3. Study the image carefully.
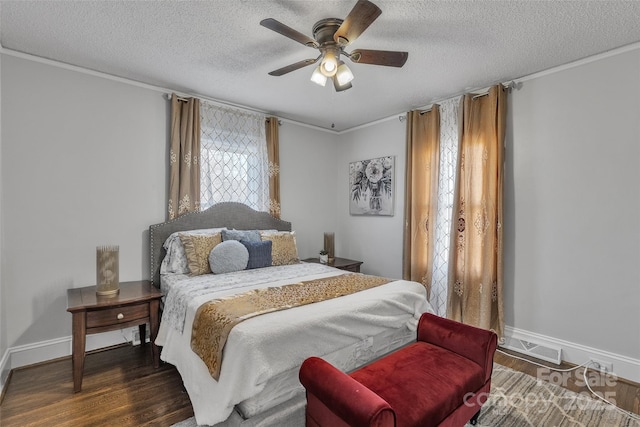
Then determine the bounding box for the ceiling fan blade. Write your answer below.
[260,18,319,48]
[268,58,319,76]
[349,49,408,67]
[333,0,382,46]
[332,75,353,92]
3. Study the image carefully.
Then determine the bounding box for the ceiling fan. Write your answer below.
[260,0,408,92]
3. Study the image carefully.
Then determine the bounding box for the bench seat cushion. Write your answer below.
[350,341,485,427]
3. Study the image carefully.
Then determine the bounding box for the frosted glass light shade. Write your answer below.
[336,62,354,86]
[310,66,328,86]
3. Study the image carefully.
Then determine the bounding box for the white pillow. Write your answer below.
[258,229,285,235]
[160,227,227,275]
[209,240,249,274]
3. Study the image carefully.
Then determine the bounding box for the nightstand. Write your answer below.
[303,257,363,273]
[66,280,163,392]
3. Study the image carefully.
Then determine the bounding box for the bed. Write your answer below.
[150,202,432,426]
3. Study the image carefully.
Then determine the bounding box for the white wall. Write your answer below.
[279,122,339,259]
[1,55,168,348]
[504,48,640,360]
[0,48,6,384]
[336,117,407,279]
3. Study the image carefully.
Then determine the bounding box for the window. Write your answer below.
[199,102,269,212]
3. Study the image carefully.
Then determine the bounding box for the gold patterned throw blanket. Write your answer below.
[191,273,391,380]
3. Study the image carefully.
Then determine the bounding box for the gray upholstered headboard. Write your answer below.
[149,202,292,287]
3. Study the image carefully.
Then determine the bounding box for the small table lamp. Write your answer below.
[96,245,119,296]
[324,232,335,264]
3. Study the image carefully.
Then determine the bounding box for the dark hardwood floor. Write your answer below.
[0,344,638,426]
[0,344,193,426]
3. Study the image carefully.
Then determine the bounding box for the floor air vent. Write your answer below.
[502,336,562,365]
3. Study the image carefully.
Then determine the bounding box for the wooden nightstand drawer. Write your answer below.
[86,303,149,329]
[339,264,361,272]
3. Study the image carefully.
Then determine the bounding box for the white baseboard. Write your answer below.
[3,325,638,393]
[0,327,137,393]
[504,325,640,383]
[0,347,11,392]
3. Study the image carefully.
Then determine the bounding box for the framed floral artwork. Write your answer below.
[349,156,394,216]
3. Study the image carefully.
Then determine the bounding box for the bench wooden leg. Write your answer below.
[470,410,481,425]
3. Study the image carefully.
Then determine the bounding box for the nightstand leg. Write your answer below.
[71,312,86,392]
[149,299,160,368]
[138,324,146,345]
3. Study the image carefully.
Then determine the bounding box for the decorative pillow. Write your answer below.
[260,231,300,266]
[179,233,223,276]
[209,240,249,274]
[160,227,227,275]
[160,246,190,275]
[221,229,261,243]
[241,240,273,269]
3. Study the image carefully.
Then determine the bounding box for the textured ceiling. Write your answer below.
[2,1,640,131]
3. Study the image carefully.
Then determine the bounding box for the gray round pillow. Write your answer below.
[209,240,249,274]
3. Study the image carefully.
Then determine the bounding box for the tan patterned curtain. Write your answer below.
[448,85,506,338]
[402,107,440,300]
[266,117,281,218]
[168,94,200,220]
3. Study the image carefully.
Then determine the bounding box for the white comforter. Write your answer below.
[156,263,431,426]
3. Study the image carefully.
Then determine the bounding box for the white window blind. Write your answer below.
[200,102,269,212]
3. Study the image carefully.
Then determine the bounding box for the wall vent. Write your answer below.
[502,336,562,365]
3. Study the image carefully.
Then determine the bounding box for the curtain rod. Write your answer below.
[266,118,283,125]
[472,92,489,100]
[472,81,522,99]
[171,94,189,102]
[163,92,270,118]
[398,80,521,122]
[417,80,519,108]
[398,105,435,122]
[167,93,281,124]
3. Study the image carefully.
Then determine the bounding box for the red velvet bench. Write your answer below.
[299,313,498,427]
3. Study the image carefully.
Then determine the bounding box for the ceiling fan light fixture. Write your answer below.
[332,74,352,92]
[262,0,408,92]
[335,61,354,86]
[320,48,339,77]
[310,66,328,86]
